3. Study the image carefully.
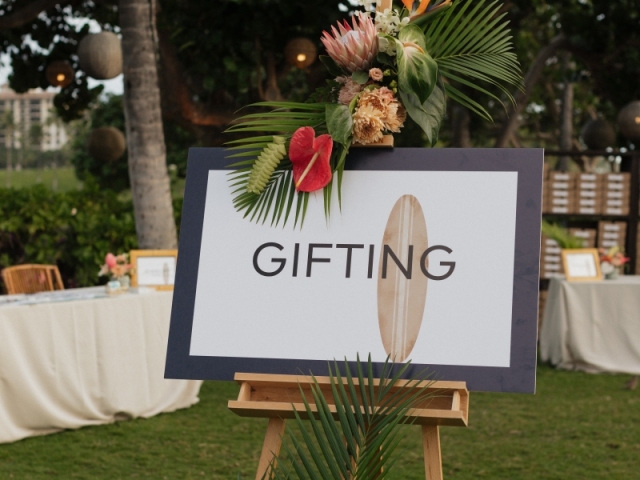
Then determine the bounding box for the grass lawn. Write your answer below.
[0,167,82,192]
[0,365,638,479]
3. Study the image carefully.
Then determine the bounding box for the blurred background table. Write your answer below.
[539,276,640,375]
[0,287,202,444]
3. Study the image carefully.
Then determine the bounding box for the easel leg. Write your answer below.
[255,418,286,480]
[422,425,443,480]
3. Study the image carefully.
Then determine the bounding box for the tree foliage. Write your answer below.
[2,0,639,150]
[0,183,183,290]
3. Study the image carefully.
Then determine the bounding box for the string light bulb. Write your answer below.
[45,60,74,88]
[284,38,317,69]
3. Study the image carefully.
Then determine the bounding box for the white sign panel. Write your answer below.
[190,170,517,368]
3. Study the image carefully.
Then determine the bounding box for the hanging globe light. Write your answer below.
[580,118,616,150]
[284,38,317,69]
[88,127,126,163]
[45,60,75,88]
[617,101,640,144]
[77,32,123,80]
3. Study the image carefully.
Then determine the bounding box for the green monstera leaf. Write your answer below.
[325,103,353,148]
[400,75,446,147]
[396,25,438,105]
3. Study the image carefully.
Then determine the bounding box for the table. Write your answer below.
[0,287,202,444]
[539,276,640,375]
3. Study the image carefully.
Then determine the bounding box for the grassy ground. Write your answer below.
[0,365,638,479]
[0,167,82,191]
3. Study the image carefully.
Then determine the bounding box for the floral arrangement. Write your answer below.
[227,0,522,227]
[599,246,629,275]
[98,253,133,279]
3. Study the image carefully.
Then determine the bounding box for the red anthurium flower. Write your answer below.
[289,127,333,192]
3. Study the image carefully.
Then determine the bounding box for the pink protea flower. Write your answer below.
[321,12,378,73]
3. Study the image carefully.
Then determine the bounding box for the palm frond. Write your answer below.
[267,355,435,479]
[226,102,329,228]
[424,0,523,120]
[541,221,586,249]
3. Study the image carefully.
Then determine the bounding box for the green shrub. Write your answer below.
[0,184,183,290]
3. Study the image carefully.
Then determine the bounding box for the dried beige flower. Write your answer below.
[383,102,406,133]
[353,104,385,144]
[358,90,387,112]
[357,88,406,134]
[377,86,395,103]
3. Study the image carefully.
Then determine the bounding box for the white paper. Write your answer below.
[136,257,176,286]
[565,253,597,278]
[190,170,519,368]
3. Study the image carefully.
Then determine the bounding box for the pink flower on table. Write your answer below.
[105,253,117,268]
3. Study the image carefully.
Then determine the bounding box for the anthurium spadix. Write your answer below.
[394,25,438,105]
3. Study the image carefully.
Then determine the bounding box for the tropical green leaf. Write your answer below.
[319,55,343,77]
[325,103,353,147]
[352,70,369,85]
[395,25,438,104]
[225,102,329,229]
[267,354,435,479]
[423,0,523,119]
[400,75,446,146]
[541,221,586,249]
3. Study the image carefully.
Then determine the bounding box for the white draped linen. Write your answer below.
[0,288,202,444]
[539,276,640,375]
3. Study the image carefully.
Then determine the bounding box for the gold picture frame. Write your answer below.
[561,248,602,282]
[129,249,178,290]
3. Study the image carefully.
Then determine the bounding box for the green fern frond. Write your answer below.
[246,136,286,194]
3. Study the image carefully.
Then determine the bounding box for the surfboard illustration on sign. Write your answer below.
[377,194,428,362]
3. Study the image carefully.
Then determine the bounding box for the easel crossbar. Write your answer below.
[228,373,468,427]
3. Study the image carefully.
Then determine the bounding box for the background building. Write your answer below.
[0,83,67,152]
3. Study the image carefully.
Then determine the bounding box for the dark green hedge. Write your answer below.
[0,184,183,290]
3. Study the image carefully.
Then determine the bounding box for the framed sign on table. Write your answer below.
[165,148,543,394]
[561,248,603,282]
[130,250,178,290]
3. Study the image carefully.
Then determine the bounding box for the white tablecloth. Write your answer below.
[0,287,202,443]
[539,276,640,374]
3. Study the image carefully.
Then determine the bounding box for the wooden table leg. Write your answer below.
[255,418,286,480]
[422,425,443,480]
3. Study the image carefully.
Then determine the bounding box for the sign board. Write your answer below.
[561,248,602,282]
[130,249,178,290]
[165,148,543,393]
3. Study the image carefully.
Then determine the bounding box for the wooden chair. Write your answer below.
[1,264,65,294]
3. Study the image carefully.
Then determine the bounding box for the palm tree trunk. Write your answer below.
[119,0,177,249]
[6,131,12,188]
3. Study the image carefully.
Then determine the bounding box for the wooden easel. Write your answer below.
[228,373,469,480]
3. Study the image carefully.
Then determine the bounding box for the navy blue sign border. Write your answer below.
[165,147,543,393]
